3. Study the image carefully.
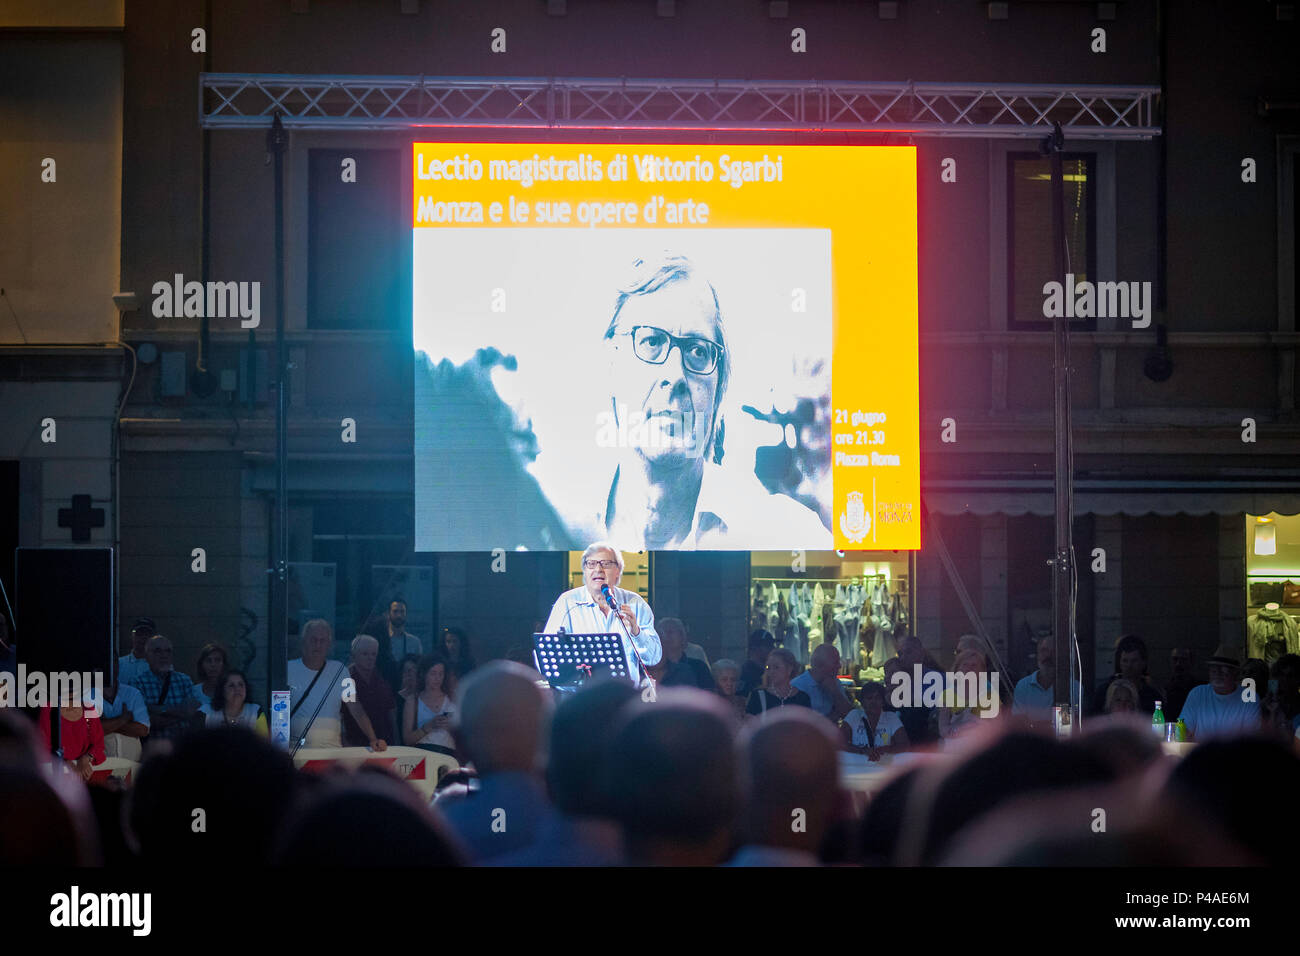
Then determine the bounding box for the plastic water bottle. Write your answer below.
[1152,700,1165,738]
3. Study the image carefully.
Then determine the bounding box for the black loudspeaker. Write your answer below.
[14,548,114,679]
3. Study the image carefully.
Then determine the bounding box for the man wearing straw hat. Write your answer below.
[1178,644,1262,741]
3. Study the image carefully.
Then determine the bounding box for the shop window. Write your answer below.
[749,550,912,680]
[1246,514,1300,664]
[1007,153,1097,330]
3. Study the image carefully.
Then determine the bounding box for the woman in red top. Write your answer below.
[38,700,106,782]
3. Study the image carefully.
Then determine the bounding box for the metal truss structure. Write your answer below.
[201,74,1160,139]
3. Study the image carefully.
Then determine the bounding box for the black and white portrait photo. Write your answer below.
[413,228,834,551]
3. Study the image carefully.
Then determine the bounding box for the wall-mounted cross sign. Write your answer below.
[57,494,105,542]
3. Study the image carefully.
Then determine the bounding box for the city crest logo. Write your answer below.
[839,491,869,543]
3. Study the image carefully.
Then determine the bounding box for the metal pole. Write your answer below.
[1046,122,1075,711]
[268,112,289,694]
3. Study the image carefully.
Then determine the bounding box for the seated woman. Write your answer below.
[204,669,268,734]
[939,638,999,741]
[403,654,457,757]
[745,648,811,718]
[842,681,910,761]
[711,658,747,721]
[1104,677,1140,715]
[192,642,229,713]
[38,693,106,782]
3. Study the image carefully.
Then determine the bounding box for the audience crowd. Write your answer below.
[2,613,1298,867]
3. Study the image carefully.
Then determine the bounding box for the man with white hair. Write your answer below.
[289,619,387,750]
[342,634,394,749]
[590,253,830,550]
[543,542,662,689]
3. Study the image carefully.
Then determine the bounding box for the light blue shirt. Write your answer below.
[117,653,150,687]
[1179,683,1261,741]
[543,585,661,686]
[791,671,833,717]
[99,682,151,728]
[1012,673,1082,719]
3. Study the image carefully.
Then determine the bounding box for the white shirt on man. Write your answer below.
[543,585,661,687]
[287,657,350,747]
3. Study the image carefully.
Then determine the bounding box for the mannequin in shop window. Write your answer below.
[1247,603,1300,665]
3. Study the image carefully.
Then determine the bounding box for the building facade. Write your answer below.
[2,0,1298,703]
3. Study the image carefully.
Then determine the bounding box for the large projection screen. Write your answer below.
[412,144,918,552]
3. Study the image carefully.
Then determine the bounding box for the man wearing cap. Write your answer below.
[118,617,156,687]
[1178,644,1262,741]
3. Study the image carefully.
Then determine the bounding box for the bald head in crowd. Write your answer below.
[738,708,841,856]
[809,642,840,676]
[605,688,737,866]
[455,661,549,776]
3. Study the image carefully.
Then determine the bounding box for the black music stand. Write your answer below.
[532,632,629,697]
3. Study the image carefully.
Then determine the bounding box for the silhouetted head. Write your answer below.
[605,688,737,865]
[547,678,641,817]
[738,707,840,854]
[456,661,549,776]
[126,726,298,865]
[904,731,1114,864]
[1163,737,1300,865]
[273,771,465,866]
[0,766,99,865]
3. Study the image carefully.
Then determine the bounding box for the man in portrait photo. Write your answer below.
[586,252,830,550]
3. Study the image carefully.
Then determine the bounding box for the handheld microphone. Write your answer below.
[600,584,619,609]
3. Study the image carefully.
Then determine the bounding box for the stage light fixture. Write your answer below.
[1254,518,1277,556]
